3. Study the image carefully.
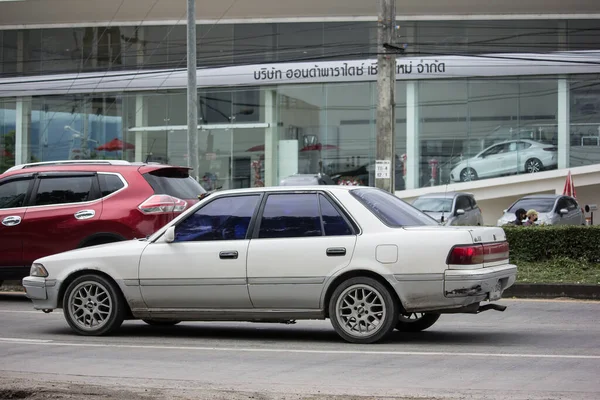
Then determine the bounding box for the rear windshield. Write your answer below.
[350,188,439,227]
[143,168,206,200]
[508,198,555,213]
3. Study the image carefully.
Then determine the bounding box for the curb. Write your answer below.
[504,283,600,300]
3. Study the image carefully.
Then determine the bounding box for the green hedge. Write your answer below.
[503,225,600,263]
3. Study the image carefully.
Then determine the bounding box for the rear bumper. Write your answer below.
[22,276,61,310]
[444,264,517,299]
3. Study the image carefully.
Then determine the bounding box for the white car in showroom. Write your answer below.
[23,186,517,344]
[450,139,558,182]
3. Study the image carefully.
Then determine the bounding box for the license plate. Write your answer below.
[489,281,503,301]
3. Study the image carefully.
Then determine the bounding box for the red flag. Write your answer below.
[563,170,576,199]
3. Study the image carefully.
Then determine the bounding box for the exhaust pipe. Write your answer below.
[477,303,507,313]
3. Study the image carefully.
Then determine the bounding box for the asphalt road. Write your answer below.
[0,292,599,400]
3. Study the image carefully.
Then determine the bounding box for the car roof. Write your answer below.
[519,194,562,200]
[1,160,189,177]
[205,185,367,197]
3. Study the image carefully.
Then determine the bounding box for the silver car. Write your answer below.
[412,192,484,226]
[497,194,584,226]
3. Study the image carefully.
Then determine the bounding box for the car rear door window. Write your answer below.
[98,174,125,197]
[0,177,33,209]
[174,195,260,242]
[34,176,95,206]
[319,194,353,236]
[259,193,322,238]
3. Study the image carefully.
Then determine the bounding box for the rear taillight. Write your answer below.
[447,242,509,265]
[543,147,558,152]
[138,195,188,214]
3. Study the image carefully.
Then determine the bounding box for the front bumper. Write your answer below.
[444,264,517,300]
[22,276,61,310]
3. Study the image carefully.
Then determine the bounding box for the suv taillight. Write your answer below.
[447,242,509,265]
[138,195,188,214]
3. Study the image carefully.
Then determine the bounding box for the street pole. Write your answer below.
[187,0,200,181]
[375,0,396,192]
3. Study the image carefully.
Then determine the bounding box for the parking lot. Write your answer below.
[0,293,599,399]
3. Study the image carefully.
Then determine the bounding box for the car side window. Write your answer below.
[174,195,260,242]
[556,198,568,212]
[0,178,32,209]
[456,196,471,211]
[319,194,353,236]
[34,176,95,206]
[98,174,125,197]
[482,145,501,157]
[518,141,532,150]
[469,196,478,209]
[259,193,322,238]
[566,199,578,211]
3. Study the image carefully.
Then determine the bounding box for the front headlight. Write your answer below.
[30,263,49,278]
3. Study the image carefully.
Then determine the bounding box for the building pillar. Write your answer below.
[558,76,570,169]
[134,95,148,162]
[405,81,420,189]
[15,97,32,165]
[263,89,278,186]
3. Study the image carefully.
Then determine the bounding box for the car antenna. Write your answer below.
[441,139,457,225]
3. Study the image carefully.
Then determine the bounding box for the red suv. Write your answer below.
[0,160,206,284]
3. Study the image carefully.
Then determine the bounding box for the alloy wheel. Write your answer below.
[335,284,387,337]
[67,281,113,332]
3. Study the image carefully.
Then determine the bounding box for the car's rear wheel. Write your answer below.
[460,168,478,182]
[395,312,440,332]
[525,158,543,174]
[329,277,398,344]
[142,319,181,326]
[63,274,125,336]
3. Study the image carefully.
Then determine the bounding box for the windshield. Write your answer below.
[412,197,453,213]
[508,198,555,213]
[350,188,439,227]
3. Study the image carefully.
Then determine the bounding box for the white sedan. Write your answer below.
[450,139,558,182]
[23,186,517,344]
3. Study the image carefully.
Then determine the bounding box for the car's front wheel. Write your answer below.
[63,274,125,336]
[395,312,440,332]
[142,319,181,326]
[329,277,398,344]
[460,167,478,182]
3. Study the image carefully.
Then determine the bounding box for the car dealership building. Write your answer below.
[1,0,600,223]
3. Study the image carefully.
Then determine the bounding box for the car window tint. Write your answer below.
[456,196,471,210]
[556,198,569,211]
[350,188,439,227]
[143,169,206,199]
[470,196,478,208]
[0,178,32,209]
[174,195,260,242]
[98,174,125,197]
[259,193,322,238]
[319,194,352,236]
[34,176,94,206]
[566,199,578,211]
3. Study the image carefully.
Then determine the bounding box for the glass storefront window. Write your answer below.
[0,99,16,173]
[418,78,558,188]
[570,75,600,167]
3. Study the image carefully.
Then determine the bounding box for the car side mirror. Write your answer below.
[456,209,466,216]
[559,208,569,216]
[164,226,176,243]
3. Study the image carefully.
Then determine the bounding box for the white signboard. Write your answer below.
[375,160,391,179]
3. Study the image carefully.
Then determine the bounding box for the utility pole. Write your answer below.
[375,0,397,192]
[187,0,200,181]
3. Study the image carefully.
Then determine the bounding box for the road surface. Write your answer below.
[0,292,599,399]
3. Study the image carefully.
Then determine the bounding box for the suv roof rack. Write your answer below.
[6,159,132,172]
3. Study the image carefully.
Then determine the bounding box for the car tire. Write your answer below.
[525,158,543,174]
[395,313,440,332]
[62,274,125,336]
[142,319,181,326]
[329,277,399,344]
[460,168,478,182]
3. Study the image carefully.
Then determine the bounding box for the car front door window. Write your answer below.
[0,178,32,209]
[174,195,260,242]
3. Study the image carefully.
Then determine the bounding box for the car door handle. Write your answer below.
[74,210,96,220]
[326,247,346,257]
[1,216,21,227]
[219,251,238,260]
